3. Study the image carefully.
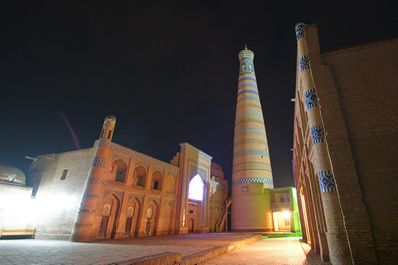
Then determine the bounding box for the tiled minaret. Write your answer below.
[231,47,274,231]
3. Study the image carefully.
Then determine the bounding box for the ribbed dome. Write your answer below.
[0,164,26,185]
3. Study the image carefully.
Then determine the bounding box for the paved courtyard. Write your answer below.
[0,234,327,265]
[203,238,328,265]
[0,233,256,265]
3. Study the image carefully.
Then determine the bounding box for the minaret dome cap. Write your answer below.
[238,47,254,61]
[104,115,117,122]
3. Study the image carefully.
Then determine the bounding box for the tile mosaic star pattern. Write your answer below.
[299,55,310,72]
[318,170,337,192]
[310,125,325,144]
[304,88,318,110]
[295,22,306,39]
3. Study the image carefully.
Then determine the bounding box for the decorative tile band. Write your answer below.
[310,125,325,144]
[233,161,271,167]
[237,96,260,102]
[240,62,255,74]
[233,138,268,145]
[304,88,318,110]
[239,83,257,89]
[235,118,264,125]
[238,110,263,117]
[299,55,310,72]
[239,77,257,83]
[317,170,336,192]
[236,103,262,110]
[233,149,269,157]
[233,177,273,185]
[234,128,266,136]
[295,22,307,39]
[233,168,272,173]
[237,89,259,96]
[92,156,106,167]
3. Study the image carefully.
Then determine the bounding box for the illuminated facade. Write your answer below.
[11,116,228,241]
[0,166,34,238]
[293,23,398,264]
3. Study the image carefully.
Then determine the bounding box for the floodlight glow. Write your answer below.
[281,211,291,219]
[188,174,204,201]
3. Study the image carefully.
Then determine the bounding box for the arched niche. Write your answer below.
[124,197,142,238]
[133,165,147,187]
[151,171,163,191]
[98,194,121,239]
[112,159,128,183]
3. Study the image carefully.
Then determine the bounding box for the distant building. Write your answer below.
[270,187,300,233]
[293,23,398,264]
[0,165,34,238]
[2,116,228,241]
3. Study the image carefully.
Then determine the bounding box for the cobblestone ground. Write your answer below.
[0,233,257,265]
[202,238,328,265]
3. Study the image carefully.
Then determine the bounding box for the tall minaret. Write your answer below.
[231,47,274,231]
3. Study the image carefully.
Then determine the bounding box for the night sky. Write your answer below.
[1,1,396,188]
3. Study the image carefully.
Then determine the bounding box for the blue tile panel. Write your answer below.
[304,88,318,110]
[299,55,310,72]
[318,170,336,192]
[310,125,325,144]
[233,177,273,185]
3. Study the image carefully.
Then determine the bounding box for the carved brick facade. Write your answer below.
[27,116,228,241]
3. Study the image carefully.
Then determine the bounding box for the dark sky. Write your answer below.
[1,1,396,188]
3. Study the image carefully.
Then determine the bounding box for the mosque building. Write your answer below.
[293,23,398,265]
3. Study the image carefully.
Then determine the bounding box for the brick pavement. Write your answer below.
[0,233,258,265]
[202,238,330,265]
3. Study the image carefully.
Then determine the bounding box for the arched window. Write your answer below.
[134,165,147,187]
[112,159,127,183]
[152,171,163,191]
[188,174,204,201]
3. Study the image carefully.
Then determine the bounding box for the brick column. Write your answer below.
[295,23,351,265]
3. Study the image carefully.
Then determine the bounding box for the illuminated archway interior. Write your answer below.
[188,174,204,201]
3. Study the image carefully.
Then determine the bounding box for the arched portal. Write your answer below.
[188,174,204,201]
[188,174,205,233]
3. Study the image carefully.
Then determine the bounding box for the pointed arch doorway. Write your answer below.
[188,174,204,233]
